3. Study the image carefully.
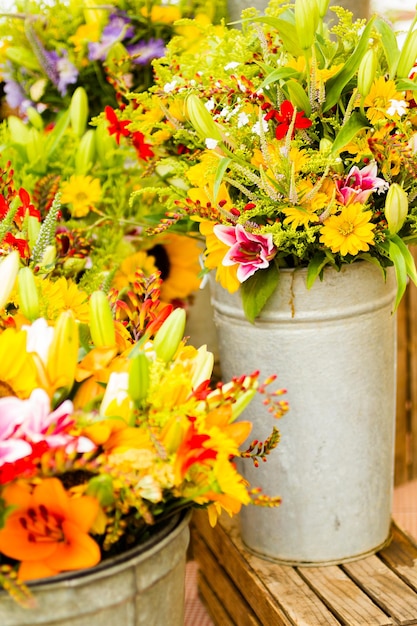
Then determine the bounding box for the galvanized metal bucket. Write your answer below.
[0,512,190,625]
[211,263,397,564]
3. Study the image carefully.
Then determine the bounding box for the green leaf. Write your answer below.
[306,252,329,288]
[374,17,400,78]
[243,16,303,58]
[330,112,369,155]
[240,264,280,323]
[213,157,231,202]
[390,234,417,286]
[259,67,300,89]
[44,110,71,159]
[283,79,311,116]
[6,45,41,71]
[396,78,417,92]
[381,239,407,311]
[323,16,375,112]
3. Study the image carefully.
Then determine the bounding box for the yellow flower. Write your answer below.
[364,77,404,125]
[319,203,376,256]
[113,252,158,291]
[141,5,181,23]
[60,175,102,218]
[38,277,90,323]
[0,328,38,398]
[283,180,330,228]
[69,23,101,53]
[199,220,240,293]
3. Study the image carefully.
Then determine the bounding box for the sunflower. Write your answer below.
[319,203,376,256]
[113,235,202,304]
[60,175,102,218]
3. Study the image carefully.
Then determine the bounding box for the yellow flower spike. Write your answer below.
[396,29,417,79]
[186,94,223,144]
[358,49,377,99]
[295,0,319,52]
[18,267,40,322]
[70,87,89,137]
[89,291,116,348]
[385,183,408,235]
[128,352,150,407]
[153,308,186,363]
[75,129,96,175]
[0,250,19,310]
[46,310,79,394]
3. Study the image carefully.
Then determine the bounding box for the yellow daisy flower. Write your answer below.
[364,77,404,125]
[38,277,90,323]
[283,180,330,228]
[60,175,102,218]
[319,203,376,256]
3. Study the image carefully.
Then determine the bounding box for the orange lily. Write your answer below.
[0,478,100,580]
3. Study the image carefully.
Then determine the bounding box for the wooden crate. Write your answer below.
[396,249,417,485]
[191,510,417,626]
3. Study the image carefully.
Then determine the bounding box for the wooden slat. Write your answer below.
[194,512,343,625]
[297,565,394,626]
[380,523,417,592]
[342,553,417,625]
[192,531,261,626]
[192,512,292,626]
[197,572,236,626]
[408,250,417,480]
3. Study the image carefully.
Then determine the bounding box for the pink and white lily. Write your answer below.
[213,223,277,282]
[336,162,389,206]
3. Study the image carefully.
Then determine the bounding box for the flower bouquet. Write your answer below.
[0,249,287,610]
[0,0,226,120]
[102,0,417,565]
[118,0,417,321]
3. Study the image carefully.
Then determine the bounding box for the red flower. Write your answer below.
[265,100,312,140]
[104,106,131,144]
[2,233,29,258]
[131,131,155,161]
[15,188,40,227]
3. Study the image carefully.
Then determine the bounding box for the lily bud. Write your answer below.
[397,29,417,79]
[319,137,333,153]
[86,475,115,506]
[39,245,57,270]
[295,0,319,51]
[26,106,44,131]
[128,351,150,406]
[153,308,186,363]
[7,115,30,144]
[18,267,40,322]
[358,49,377,98]
[75,129,96,174]
[186,94,223,144]
[316,0,330,18]
[26,127,43,163]
[232,388,256,421]
[161,416,184,454]
[47,310,79,393]
[70,86,89,137]
[385,183,408,234]
[0,250,19,310]
[89,291,116,348]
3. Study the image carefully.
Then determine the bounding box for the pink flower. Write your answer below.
[336,162,389,205]
[0,389,95,468]
[213,223,277,282]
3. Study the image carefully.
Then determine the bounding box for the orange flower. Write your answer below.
[0,478,100,580]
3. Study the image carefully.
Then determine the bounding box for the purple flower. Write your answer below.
[88,11,134,61]
[3,78,32,112]
[56,54,78,96]
[127,38,166,65]
[213,223,277,282]
[336,162,389,205]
